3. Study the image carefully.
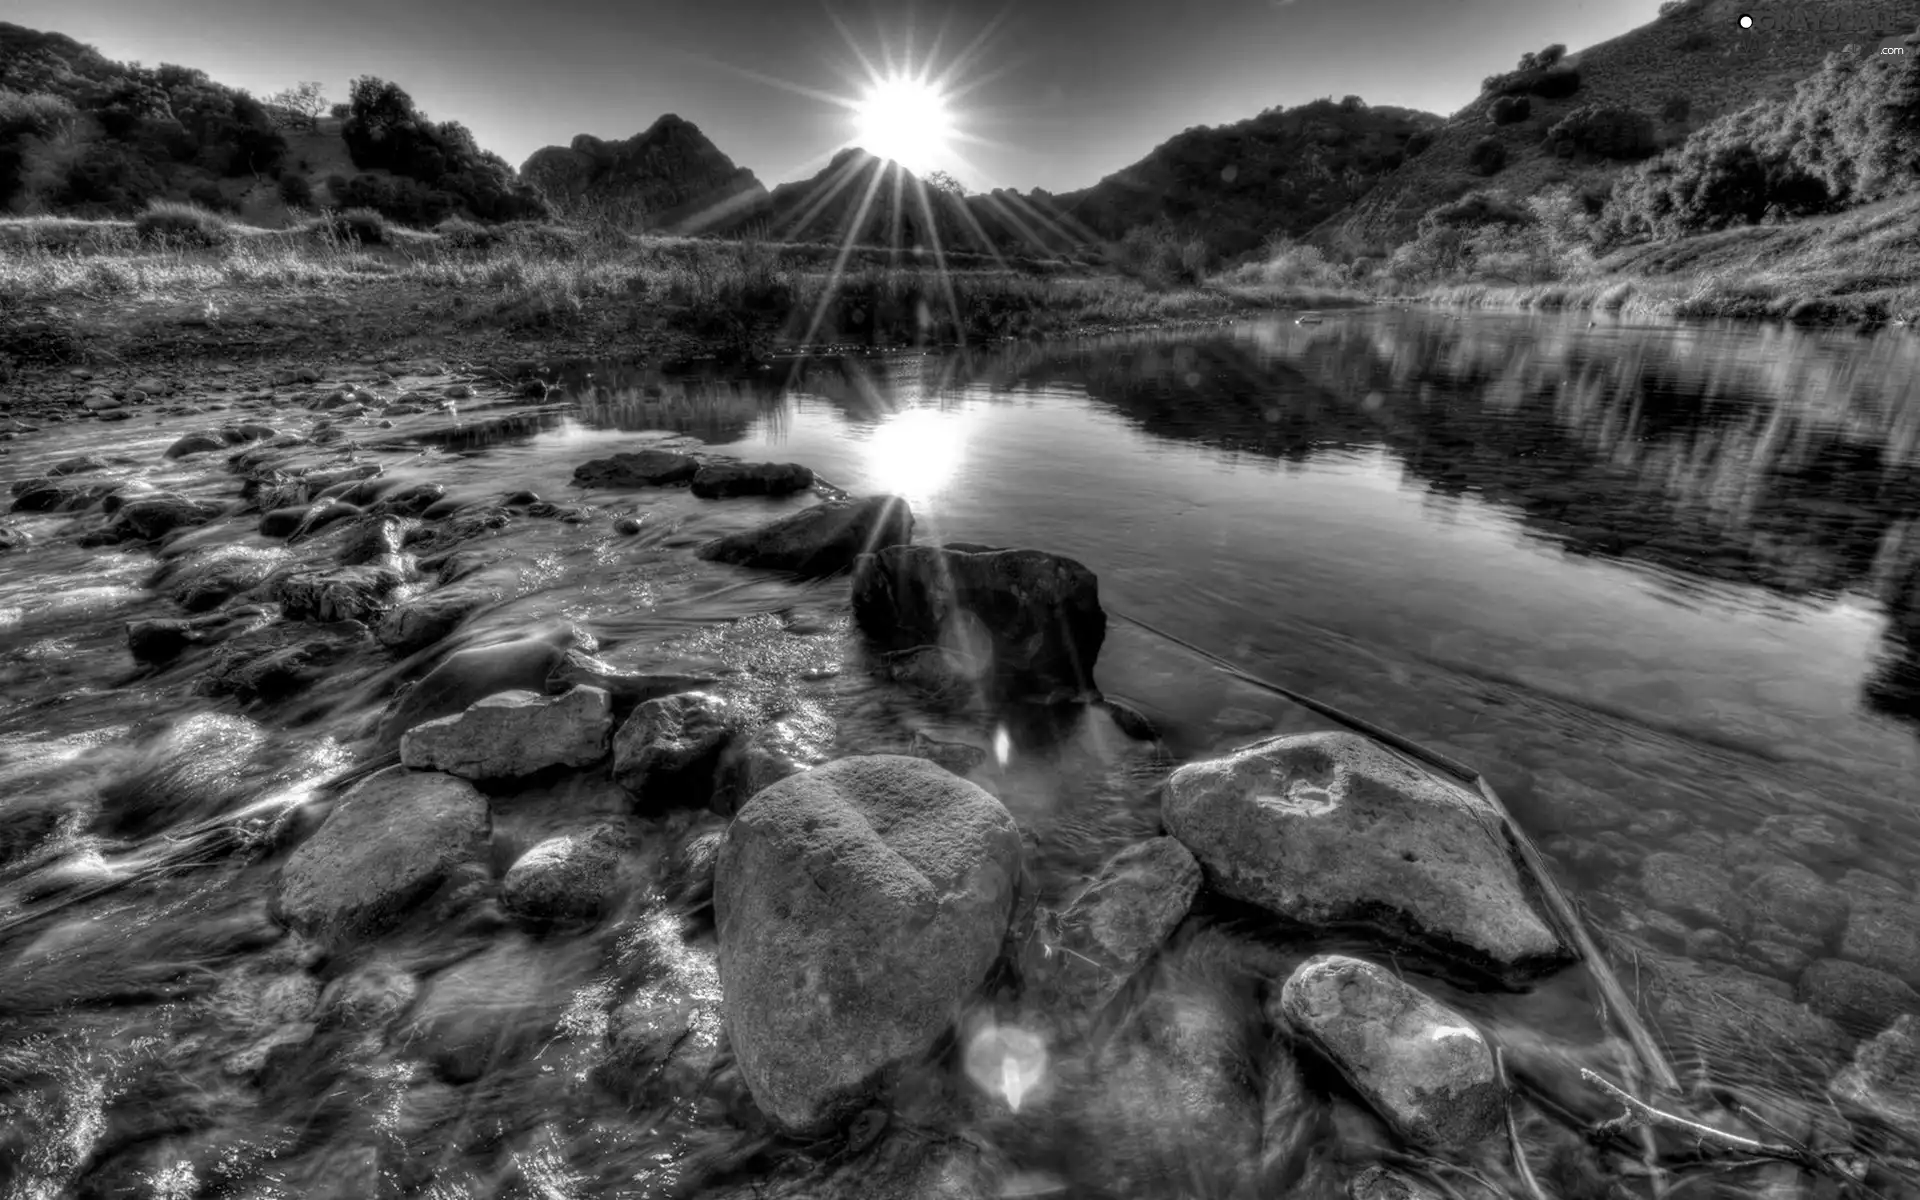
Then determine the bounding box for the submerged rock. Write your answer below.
[1162,731,1569,979]
[1278,954,1503,1153]
[376,626,589,746]
[153,544,287,611]
[196,620,373,702]
[547,649,718,713]
[715,755,1022,1133]
[275,767,491,946]
[105,493,225,542]
[1641,852,1749,935]
[270,564,405,625]
[1797,958,1920,1038]
[713,701,836,816]
[698,494,914,576]
[612,691,734,809]
[10,478,95,512]
[501,828,620,925]
[376,583,500,655]
[852,542,1107,704]
[1829,1013,1920,1131]
[127,603,278,664]
[164,432,228,459]
[572,449,699,488]
[1840,899,1920,989]
[93,713,270,837]
[402,937,588,1082]
[690,461,814,499]
[400,686,613,780]
[1022,837,1201,1026]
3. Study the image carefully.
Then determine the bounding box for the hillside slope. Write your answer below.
[519,115,770,235]
[1319,0,1920,248]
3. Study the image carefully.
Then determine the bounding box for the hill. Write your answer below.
[1316,0,1920,249]
[1047,97,1443,260]
[519,115,771,235]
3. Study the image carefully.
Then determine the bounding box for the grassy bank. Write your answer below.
[1410,194,1920,325]
[0,210,1363,375]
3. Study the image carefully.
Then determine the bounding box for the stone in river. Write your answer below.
[698,494,914,577]
[500,827,620,926]
[399,686,612,780]
[1829,1014,1920,1132]
[689,461,815,499]
[1797,958,1920,1039]
[611,691,735,809]
[571,449,699,488]
[1162,731,1570,980]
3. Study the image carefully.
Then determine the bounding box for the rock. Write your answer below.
[546,649,717,712]
[131,375,169,395]
[1641,852,1749,934]
[375,583,499,654]
[501,829,619,925]
[335,515,411,567]
[1758,813,1860,865]
[259,506,310,538]
[713,701,835,816]
[1162,732,1569,979]
[402,937,586,1082]
[400,687,612,780]
[317,960,419,1031]
[270,565,405,624]
[376,627,586,746]
[127,604,277,664]
[107,494,224,542]
[698,494,914,576]
[164,432,228,459]
[274,767,491,946]
[372,482,448,518]
[571,450,699,488]
[10,477,94,512]
[613,516,644,535]
[1636,950,1849,1074]
[288,500,363,540]
[1797,959,1920,1038]
[851,542,1107,704]
[1348,1167,1442,1200]
[401,505,511,555]
[1840,899,1920,989]
[690,461,815,499]
[153,544,286,611]
[47,454,111,476]
[196,620,373,702]
[715,755,1023,1133]
[0,525,29,552]
[612,691,734,808]
[1745,862,1850,945]
[1022,838,1201,1026]
[92,713,269,837]
[1278,954,1503,1152]
[1829,1014,1920,1131]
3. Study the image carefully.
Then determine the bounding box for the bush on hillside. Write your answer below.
[307,206,388,245]
[1405,130,1435,156]
[1467,137,1508,176]
[1112,223,1210,286]
[133,199,232,246]
[340,76,546,223]
[1658,0,1705,17]
[278,171,312,207]
[1532,68,1582,99]
[1517,44,1567,72]
[1546,105,1659,160]
[434,215,497,248]
[1488,96,1531,126]
[1661,94,1692,123]
[1427,189,1532,228]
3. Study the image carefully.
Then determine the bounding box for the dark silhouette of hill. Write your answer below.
[519,114,771,235]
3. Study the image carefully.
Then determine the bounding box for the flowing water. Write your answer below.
[2,309,1918,1198]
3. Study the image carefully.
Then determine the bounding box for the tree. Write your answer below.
[266,81,327,132]
[922,169,966,196]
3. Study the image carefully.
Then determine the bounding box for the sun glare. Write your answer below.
[853,73,956,175]
[864,406,970,501]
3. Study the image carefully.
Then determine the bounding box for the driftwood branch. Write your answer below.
[1496,1047,1551,1200]
[1581,1070,1865,1182]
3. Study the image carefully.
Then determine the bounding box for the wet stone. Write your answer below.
[164,432,228,459]
[376,583,500,655]
[501,829,619,926]
[1829,1014,1920,1132]
[1840,899,1920,989]
[698,494,915,577]
[106,493,225,542]
[690,461,815,499]
[1758,812,1860,865]
[1640,851,1749,935]
[1797,958,1920,1039]
[270,564,405,625]
[713,701,835,816]
[572,450,700,488]
[612,691,735,809]
[1744,861,1850,945]
[399,686,613,781]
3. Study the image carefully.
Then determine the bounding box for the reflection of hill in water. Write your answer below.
[970,315,1920,728]
[549,361,788,443]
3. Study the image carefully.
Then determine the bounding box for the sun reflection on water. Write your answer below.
[862,406,973,503]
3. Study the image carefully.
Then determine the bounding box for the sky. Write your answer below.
[10,0,1667,194]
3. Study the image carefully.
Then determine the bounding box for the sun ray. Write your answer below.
[795,161,890,356]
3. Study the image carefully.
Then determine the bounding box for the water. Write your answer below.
[2,309,1918,1198]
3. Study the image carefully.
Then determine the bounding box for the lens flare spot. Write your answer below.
[853,73,956,174]
[993,724,1011,766]
[964,1022,1048,1112]
[864,407,971,501]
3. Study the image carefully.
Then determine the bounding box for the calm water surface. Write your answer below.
[2,309,1918,1198]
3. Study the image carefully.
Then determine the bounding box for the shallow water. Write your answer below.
[2,309,1919,1198]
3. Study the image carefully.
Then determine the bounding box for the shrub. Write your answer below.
[1547,105,1658,160]
[329,102,350,120]
[1427,189,1532,228]
[1658,0,1703,17]
[1405,130,1435,157]
[1517,44,1567,72]
[1489,96,1532,126]
[278,171,312,207]
[434,215,496,249]
[1532,68,1582,99]
[1467,137,1508,176]
[1678,29,1715,53]
[187,180,234,212]
[133,199,232,246]
[1661,94,1692,123]
[307,206,388,245]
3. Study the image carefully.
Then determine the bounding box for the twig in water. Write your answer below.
[1496,1046,1550,1200]
[1580,1069,1865,1183]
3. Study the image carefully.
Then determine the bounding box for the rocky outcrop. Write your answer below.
[1277,954,1503,1152]
[690,461,814,499]
[1021,837,1201,1025]
[715,755,1022,1133]
[699,494,914,576]
[1162,731,1570,979]
[399,686,612,780]
[520,115,771,235]
[571,449,699,488]
[275,767,491,946]
[852,542,1107,704]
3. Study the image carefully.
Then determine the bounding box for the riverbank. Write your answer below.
[1410,193,1920,326]
[0,216,1364,390]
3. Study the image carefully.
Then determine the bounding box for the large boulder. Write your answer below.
[275,767,491,946]
[1162,732,1569,979]
[852,542,1106,704]
[1021,837,1201,1026]
[399,686,612,780]
[571,450,699,488]
[690,461,814,499]
[715,755,1023,1133]
[1277,954,1504,1152]
[698,494,913,576]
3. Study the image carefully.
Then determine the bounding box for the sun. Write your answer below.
[853,72,956,176]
